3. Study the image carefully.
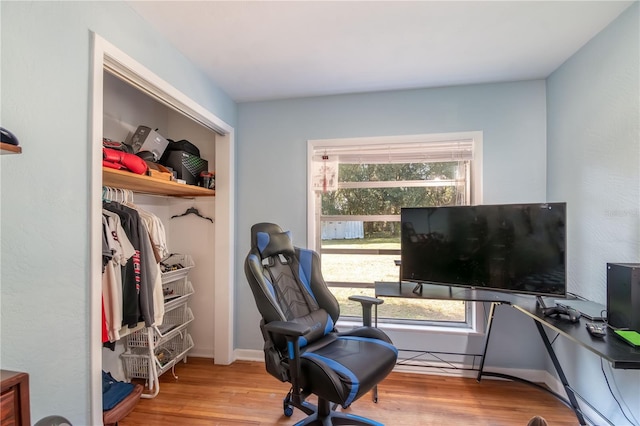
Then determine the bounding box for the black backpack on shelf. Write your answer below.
[160,139,200,161]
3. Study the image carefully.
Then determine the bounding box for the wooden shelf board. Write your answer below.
[0,142,22,155]
[103,167,215,197]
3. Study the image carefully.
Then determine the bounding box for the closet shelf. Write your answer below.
[1,142,22,155]
[103,167,215,197]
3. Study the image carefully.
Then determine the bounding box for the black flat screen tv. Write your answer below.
[401,203,567,297]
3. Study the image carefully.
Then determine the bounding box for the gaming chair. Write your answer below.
[244,223,398,425]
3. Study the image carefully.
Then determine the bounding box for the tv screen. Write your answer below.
[401,203,566,296]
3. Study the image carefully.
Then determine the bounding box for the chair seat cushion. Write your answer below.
[300,334,398,407]
[339,326,393,343]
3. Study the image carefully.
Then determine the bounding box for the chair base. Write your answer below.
[292,398,383,426]
[294,411,383,426]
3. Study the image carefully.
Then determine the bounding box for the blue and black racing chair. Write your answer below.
[244,223,398,425]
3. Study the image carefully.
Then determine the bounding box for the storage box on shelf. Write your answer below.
[120,253,196,398]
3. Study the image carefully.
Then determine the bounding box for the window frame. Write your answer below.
[307,131,484,331]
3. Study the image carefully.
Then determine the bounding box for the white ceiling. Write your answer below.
[128,1,634,103]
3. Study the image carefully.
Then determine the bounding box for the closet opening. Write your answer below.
[90,32,235,425]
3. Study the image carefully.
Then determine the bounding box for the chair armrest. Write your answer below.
[348,295,384,306]
[264,321,310,391]
[348,295,384,327]
[264,321,311,338]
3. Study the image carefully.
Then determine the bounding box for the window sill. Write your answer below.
[336,318,484,337]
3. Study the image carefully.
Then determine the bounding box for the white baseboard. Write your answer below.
[234,348,264,362]
[237,350,541,383]
[393,360,546,381]
[188,348,214,358]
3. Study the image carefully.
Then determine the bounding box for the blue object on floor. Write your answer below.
[102,370,134,411]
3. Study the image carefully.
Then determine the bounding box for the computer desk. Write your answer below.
[375,282,640,426]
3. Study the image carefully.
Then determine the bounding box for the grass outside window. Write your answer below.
[321,238,465,323]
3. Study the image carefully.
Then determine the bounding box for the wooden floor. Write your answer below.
[119,357,579,426]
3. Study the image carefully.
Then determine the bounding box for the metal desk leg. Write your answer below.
[534,320,586,425]
[477,302,498,381]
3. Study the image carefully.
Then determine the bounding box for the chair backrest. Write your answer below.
[245,223,341,351]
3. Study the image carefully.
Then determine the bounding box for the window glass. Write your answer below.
[310,136,477,325]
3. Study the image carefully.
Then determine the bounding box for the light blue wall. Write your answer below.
[0,1,235,424]
[2,0,638,424]
[548,3,640,302]
[236,80,548,354]
[546,3,640,424]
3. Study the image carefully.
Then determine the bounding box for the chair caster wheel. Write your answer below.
[283,396,294,417]
[284,405,294,417]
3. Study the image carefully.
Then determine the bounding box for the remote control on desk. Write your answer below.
[586,322,606,337]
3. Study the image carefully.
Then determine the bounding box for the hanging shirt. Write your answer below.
[122,201,165,326]
[104,202,160,327]
[102,210,136,341]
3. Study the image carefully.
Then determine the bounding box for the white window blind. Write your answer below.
[312,139,474,165]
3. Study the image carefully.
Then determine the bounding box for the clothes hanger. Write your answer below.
[103,186,115,202]
[122,189,135,207]
[170,206,213,223]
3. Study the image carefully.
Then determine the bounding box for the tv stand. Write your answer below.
[403,280,454,297]
[536,295,549,309]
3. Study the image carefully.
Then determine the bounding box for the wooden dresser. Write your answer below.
[1,370,30,426]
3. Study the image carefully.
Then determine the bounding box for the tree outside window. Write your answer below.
[318,161,469,324]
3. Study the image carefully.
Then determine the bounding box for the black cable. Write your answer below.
[600,358,639,426]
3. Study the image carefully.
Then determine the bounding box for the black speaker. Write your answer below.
[607,263,640,332]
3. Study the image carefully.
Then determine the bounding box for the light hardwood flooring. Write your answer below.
[119,357,578,426]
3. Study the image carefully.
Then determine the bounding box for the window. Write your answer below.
[307,132,482,327]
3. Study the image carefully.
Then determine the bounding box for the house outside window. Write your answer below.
[307,132,483,328]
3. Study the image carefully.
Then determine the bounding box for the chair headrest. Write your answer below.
[250,222,284,246]
[256,230,294,259]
